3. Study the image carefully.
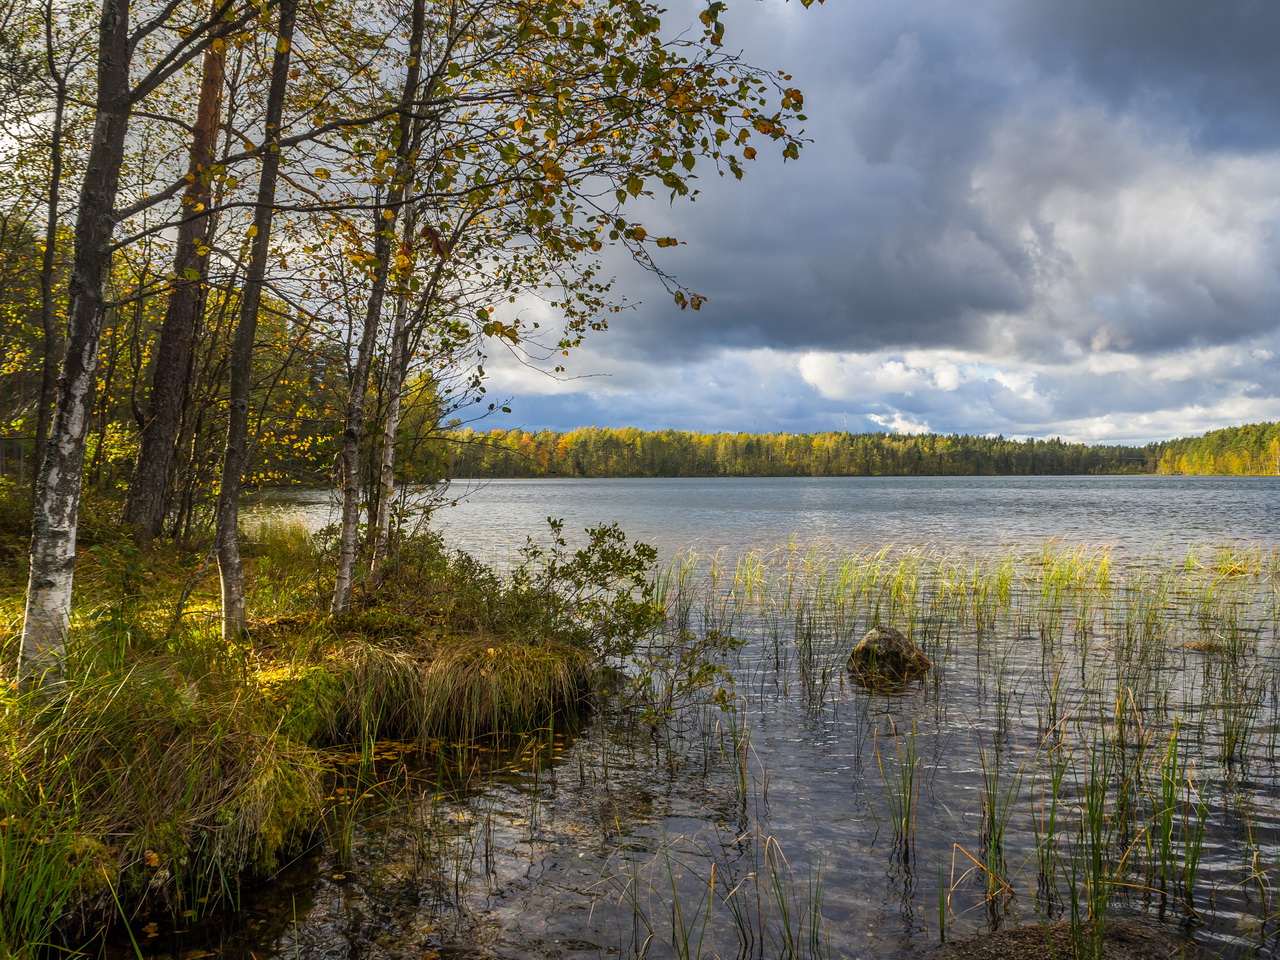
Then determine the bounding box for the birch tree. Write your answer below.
[330,0,428,614]
[213,0,296,641]
[329,0,816,606]
[17,0,268,680]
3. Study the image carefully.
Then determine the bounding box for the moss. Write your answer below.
[262,662,348,743]
[333,609,426,642]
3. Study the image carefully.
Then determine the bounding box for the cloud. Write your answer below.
[486,0,1280,445]
[868,412,932,435]
[994,0,1280,151]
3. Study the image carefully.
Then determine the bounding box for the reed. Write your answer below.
[647,538,1278,955]
[875,719,921,854]
[9,516,1279,958]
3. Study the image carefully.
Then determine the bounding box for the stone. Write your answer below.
[846,625,931,684]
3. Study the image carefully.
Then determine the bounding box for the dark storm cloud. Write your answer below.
[587,0,1280,367]
[601,2,1041,360]
[995,0,1280,151]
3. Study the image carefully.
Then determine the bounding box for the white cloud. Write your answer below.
[868,412,932,435]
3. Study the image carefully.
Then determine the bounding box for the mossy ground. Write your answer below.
[0,493,648,958]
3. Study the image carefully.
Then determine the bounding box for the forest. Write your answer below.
[1154,421,1280,476]
[441,426,1166,476]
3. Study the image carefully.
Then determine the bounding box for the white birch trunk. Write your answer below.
[330,224,389,615]
[19,0,131,683]
[330,0,424,614]
[369,289,411,582]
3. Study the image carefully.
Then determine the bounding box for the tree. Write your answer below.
[330,0,427,614]
[214,0,296,641]
[17,0,269,680]
[123,14,228,541]
[326,0,816,609]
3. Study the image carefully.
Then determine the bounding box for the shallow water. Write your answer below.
[171,478,1280,959]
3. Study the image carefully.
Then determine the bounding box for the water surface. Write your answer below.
[213,477,1280,960]
[255,475,1280,560]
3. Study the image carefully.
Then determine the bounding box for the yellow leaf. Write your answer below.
[314,167,331,180]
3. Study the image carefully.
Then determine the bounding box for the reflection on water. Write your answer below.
[190,480,1280,959]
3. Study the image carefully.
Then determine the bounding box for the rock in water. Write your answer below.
[931,918,1201,960]
[846,625,931,685]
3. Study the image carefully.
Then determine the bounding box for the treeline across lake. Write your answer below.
[441,427,1163,477]
[1156,421,1280,476]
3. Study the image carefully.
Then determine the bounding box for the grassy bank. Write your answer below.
[0,496,661,958]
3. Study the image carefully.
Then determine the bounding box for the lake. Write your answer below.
[211,477,1280,960]
[255,474,1280,561]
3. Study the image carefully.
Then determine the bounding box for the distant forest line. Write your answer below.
[440,422,1280,478]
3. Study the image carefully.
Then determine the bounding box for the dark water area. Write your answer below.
[172,477,1280,960]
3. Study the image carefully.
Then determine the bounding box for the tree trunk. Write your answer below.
[330,0,424,615]
[214,0,295,642]
[34,46,65,492]
[369,283,411,582]
[124,32,225,540]
[331,209,394,615]
[18,0,131,683]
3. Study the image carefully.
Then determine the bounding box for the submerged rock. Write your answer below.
[846,625,931,685]
[931,918,1201,960]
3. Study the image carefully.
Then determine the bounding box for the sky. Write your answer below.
[479,0,1280,445]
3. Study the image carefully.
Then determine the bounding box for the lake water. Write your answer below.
[255,475,1280,561]
[211,477,1280,960]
